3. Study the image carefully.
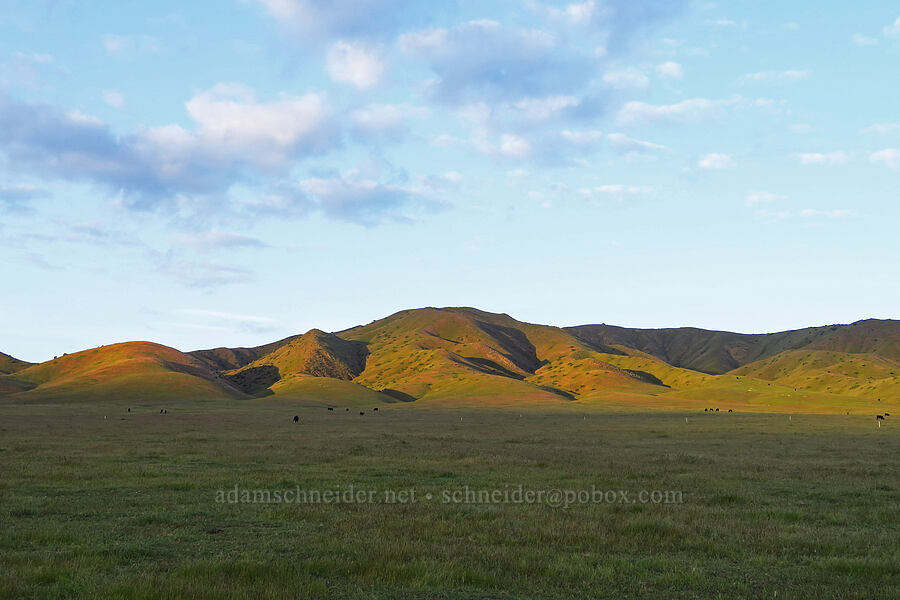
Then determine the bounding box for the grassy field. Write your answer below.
[1,398,898,599]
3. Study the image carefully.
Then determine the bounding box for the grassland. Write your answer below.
[2,398,898,599]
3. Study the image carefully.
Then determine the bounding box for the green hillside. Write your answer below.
[3,309,898,412]
[0,351,32,375]
[0,342,245,402]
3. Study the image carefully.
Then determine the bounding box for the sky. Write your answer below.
[2,0,899,362]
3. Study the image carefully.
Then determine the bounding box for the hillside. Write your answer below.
[3,309,898,411]
[226,329,368,395]
[564,322,877,374]
[0,351,32,375]
[0,342,246,402]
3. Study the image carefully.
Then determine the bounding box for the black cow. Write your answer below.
[876,415,885,420]
[373,407,378,412]
[360,412,365,416]
[127,408,131,412]
[346,408,350,412]
[293,415,299,423]
[715,408,719,412]
[728,409,733,413]
[704,408,708,412]
[327,407,334,411]
[885,413,891,417]
[160,409,164,414]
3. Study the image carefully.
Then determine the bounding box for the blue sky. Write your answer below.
[2,0,899,362]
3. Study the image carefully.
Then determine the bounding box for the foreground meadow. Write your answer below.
[1,399,898,599]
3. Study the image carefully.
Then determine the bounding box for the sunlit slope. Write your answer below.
[267,375,398,406]
[0,351,32,375]
[336,307,663,402]
[733,349,900,398]
[0,342,245,402]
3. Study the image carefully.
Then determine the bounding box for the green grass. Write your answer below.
[1,398,898,598]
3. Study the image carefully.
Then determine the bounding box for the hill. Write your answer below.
[564,322,898,374]
[3,309,898,412]
[225,329,368,396]
[0,342,246,402]
[0,351,32,375]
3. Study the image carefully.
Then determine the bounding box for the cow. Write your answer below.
[876,415,885,420]
[715,408,719,412]
[704,408,708,412]
[373,407,379,412]
[885,413,891,417]
[293,415,299,423]
[360,412,365,416]
[327,407,334,411]
[728,409,733,413]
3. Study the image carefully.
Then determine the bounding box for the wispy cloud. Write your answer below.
[741,69,810,83]
[870,148,900,169]
[796,151,848,166]
[698,152,735,169]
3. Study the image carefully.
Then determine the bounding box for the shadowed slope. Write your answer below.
[188,335,302,371]
[565,323,863,374]
[225,330,368,396]
[0,342,245,402]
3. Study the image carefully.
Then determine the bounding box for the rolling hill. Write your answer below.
[0,342,246,402]
[0,351,32,375]
[2,308,898,412]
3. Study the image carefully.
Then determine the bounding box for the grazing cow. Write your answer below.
[715,408,719,412]
[360,412,365,416]
[327,407,334,411]
[164,409,167,414]
[876,415,885,420]
[293,415,299,423]
[728,409,733,413]
[704,408,708,412]
[160,409,164,414]
[373,407,378,412]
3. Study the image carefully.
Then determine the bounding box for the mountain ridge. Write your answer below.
[2,308,897,412]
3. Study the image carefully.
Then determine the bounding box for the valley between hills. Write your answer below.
[2,307,898,414]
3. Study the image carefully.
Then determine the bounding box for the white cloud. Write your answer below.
[102,34,160,55]
[581,184,651,202]
[851,34,878,46]
[499,133,533,158]
[512,95,579,122]
[796,151,848,166]
[656,61,683,80]
[745,191,785,206]
[176,231,267,250]
[326,41,384,89]
[616,97,733,126]
[560,129,604,145]
[883,16,900,36]
[742,69,810,83]
[871,148,900,169]
[698,152,735,169]
[607,133,665,154]
[861,123,900,135]
[349,103,428,137]
[103,90,124,108]
[602,68,649,90]
[299,168,424,225]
